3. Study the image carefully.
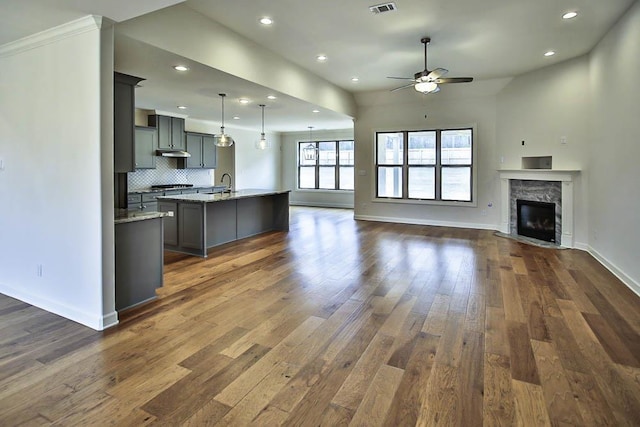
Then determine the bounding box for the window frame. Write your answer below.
[297,139,354,191]
[374,126,476,207]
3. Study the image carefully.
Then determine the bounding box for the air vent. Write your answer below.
[369,2,397,14]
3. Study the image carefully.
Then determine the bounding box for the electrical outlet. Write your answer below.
[481,209,487,216]
[560,136,567,145]
[167,211,174,217]
[36,264,43,277]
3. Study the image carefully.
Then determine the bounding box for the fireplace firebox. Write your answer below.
[516,199,556,242]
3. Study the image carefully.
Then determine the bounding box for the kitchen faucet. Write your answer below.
[221,173,232,192]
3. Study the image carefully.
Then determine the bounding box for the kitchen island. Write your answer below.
[157,189,290,257]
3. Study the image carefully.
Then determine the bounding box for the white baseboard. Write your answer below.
[290,201,354,209]
[0,282,116,331]
[587,246,640,298]
[354,214,498,231]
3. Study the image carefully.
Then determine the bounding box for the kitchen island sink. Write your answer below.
[157,189,290,257]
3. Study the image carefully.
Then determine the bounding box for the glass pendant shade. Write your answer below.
[214,93,234,147]
[415,81,438,93]
[256,104,268,150]
[302,126,317,160]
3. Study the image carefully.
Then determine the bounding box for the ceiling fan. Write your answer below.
[388,37,473,94]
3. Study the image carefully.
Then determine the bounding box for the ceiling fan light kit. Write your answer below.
[389,37,473,94]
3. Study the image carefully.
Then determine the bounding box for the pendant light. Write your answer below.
[302,126,317,161]
[256,104,268,150]
[214,93,234,147]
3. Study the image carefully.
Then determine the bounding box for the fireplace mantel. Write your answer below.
[498,169,581,247]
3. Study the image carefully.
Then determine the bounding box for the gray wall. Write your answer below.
[587,0,640,294]
[353,79,510,229]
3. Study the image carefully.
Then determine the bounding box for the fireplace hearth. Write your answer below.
[517,199,556,242]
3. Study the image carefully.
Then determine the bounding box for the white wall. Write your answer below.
[353,79,510,229]
[588,1,640,293]
[116,4,357,118]
[184,119,281,191]
[0,17,115,329]
[496,55,590,247]
[282,128,355,208]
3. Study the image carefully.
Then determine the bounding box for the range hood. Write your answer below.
[156,149,191,158]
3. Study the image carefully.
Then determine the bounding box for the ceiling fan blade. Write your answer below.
[426,68,448,80]
[435,77,474,84]
[390,83,415,92]
[387,76,415,80]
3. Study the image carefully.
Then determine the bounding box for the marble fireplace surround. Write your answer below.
[498,170,580,248]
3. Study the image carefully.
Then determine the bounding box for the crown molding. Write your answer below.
[0,15,113,58]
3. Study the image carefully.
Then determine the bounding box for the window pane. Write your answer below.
[408,167,435,199]
[339,166,354,190]
[408,131,436,165]
[299,143,316,166]
[442,129,472,165]
[319,166,336,189]
[377,132,403,165]
[299,167,315,189]
[318,141,336,165]
[377,166,402,197]
[339,140,354,165]
[442,167,471,201]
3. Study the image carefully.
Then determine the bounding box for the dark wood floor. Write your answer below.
[1,207,639,426]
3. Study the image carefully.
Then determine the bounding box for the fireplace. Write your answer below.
[499,169,580,248]
[517,199,556,242]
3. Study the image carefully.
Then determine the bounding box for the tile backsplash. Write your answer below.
[128,157,214,190]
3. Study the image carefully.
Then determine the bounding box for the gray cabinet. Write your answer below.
[114,72,144,173]
[179,203,204,249]
[128,192,162,211]
[159,201,178,245]
[179,132,217,169]
[148,115,185,150]
[115,217,163,311]
[134,126,157,169]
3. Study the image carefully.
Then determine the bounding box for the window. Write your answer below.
[298,140,354,190]
[376,128,473,202]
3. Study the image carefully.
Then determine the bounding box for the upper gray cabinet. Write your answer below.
[148,115,185,150]
[114,72,144,173]
[134,126,157,169]
[178,132,217,169]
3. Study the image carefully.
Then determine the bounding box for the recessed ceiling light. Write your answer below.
[312,109,320,113]
[267,95,277,100]
[233,116,240,120]
[544,51,556,57]
[316,55,327,62]
[177,105,187,110]
[351,77,359,82]
[260,17,273,25]
[173,65,189,71]
[562,11,578,19]
[239,98,250,104]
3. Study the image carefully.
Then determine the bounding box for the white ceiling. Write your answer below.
[0,0,635,132]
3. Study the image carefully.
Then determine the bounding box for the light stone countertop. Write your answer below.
[156,189,291,203]
[114,209,169,224]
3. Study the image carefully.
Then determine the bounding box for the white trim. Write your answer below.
[372,197,477,208]
[0,15,107,58]
[497,169,580,182]
[100,312,120,330]
[354,214,498,231]
[588,246,640,298]
[290,201,354,209]
[0,282,110,331]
